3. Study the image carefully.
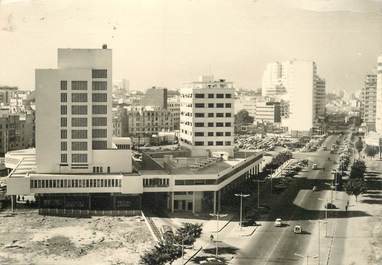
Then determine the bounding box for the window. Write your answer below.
[71,81,87,90]
[216,113,224,117]
[72,130,87,139]
[92,69,107,78]
[216,103,224,108]
[208,103,214,108]
[225,132,231,136]
[195,132,204,136]
[216,141,223,146]
[225,141,231,146]
[208,113,214,118]
[61,105,67,115]
[61,80,67,90]
[216,93,224,98]
[92,105,107,114]
[208,141,213,146]
[61,142,67,151]
[61,117,67,127]
[195,103,204,108]
[208,94,214,98]
[195,141,204,146]
[225,113,232,117]
[92,117,107,126]
[225,94,232,98]
[72,142,87,151]
[225,103,232,108]
[92,81,107,90]
[225,122,231,127]
[61,93,67,102]
[92,141,107,149]
[72,105,87,115]
[92,129,107,138]
[216,132,223,136]
[216,122,223,127]
[195,94,205,98]
[195,113,204,118]
[72,117,87,127]
[61,153,67,163]
[208,132,214,136]
[72,93,88,102]
[92,93,107,102]
[61,130,67,139]
[195,122,204,127]
[72,153,88,163]
[208,122,214,127]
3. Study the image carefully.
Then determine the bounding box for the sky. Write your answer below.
[0,0,381,92]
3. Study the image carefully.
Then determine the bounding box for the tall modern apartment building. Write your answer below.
[361,74,377,131]
[35,47,114,173]
[376,55,382,134]
[261,62,287,97]
[179,76,235,157]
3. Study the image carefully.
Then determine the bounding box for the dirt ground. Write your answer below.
[0,210,153,265]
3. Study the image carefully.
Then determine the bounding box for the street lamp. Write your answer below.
[294,253,318,265]
[209,213,228,258]
[234,193,250,229]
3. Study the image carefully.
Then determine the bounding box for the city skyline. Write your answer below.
[0,0,382,92]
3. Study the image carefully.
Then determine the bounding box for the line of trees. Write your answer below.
[345,158,367,202]
[140,223,202,265]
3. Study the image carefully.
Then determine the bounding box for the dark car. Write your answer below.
[325,202,336,209]
[241,219,257,227]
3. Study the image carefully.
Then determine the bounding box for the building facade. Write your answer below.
[179,76,235,157]
[168,96,180,130]
[255,100,281,124]
[376,55,382,134]
[141,87,168,109]
[361,74,377,131]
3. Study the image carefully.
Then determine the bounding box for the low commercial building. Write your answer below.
[255,101,281,124]
[168,96,180,130]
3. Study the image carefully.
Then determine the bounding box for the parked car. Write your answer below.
[325,202,336,209]
[274,218,283,227]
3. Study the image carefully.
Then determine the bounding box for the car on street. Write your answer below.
[325,202,336,209]
[312,163,318,170]
[274,218,283,227]
[241,219,257,227]
[293,225,302,234]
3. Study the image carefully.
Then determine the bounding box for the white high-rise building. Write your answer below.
[179,76,235,157]
[361,73,377,131]
[36,47,117,173]
[375,55,382,133]
[262,60,325,133]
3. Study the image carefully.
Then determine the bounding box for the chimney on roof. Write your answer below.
[102,44,108,49]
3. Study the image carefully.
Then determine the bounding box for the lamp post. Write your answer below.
[234,193,250,229]
[209,213,228,258]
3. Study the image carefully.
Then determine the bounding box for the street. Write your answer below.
[232,135,350,265]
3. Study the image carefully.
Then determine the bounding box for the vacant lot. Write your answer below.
[0,210,153,265]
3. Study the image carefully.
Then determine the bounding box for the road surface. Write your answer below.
[233,134,349,265]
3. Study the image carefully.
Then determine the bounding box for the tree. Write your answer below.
[350,160,366,179]
[354,137,364,159]
[235,110,254,125]
[345,178,367,202]
[364,145,378,159]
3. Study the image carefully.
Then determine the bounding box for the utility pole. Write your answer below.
[209,213,228,258]
[234,193,250,229]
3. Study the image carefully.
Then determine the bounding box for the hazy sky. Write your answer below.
[0,0,382,92]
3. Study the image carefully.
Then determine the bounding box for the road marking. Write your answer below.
[264,189,311,265]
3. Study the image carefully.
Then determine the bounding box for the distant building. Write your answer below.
[112,106,128,137]
[0,86,18,106]
[234,96,256,119]
[361,74,377,131]
[375,55,382,134]
[255,100,281,124]
[168,96,180,130]
[261,62,287,97]
[142,87,168,109]
[179,76,234,157]
[0,112,35,155]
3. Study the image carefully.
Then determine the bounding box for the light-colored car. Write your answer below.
[274,218,283,227]
[293,225,302,234]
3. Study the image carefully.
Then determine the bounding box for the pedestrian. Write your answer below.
[210,234,214,242]
[345,205,348,212]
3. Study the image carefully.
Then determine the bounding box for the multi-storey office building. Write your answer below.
[375,55,382,134]
[141,87,168,109]
[179,76,235,157]
[361,74,377,131]
[255,100,281,124]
